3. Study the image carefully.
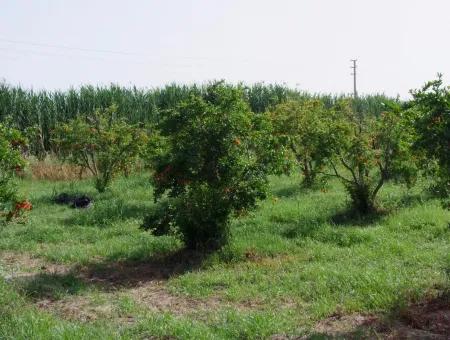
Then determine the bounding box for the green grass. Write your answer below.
[0,174,448,339]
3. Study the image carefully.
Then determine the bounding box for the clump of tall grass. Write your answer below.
[23,156,90,181]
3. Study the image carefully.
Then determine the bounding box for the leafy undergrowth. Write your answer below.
[0,174,448,339]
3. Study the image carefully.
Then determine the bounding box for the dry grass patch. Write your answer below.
[29,159,90,181]
[299,292,450,339]
[36,295,116,322]
[128,281,224,316]
[0,251,70,279]
[1,251,261,322]
[312,313,379,338]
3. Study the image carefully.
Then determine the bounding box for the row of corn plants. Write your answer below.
[0,81,393,157]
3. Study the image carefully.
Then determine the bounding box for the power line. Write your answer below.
[0,46,209,70]
[0,46,118,62]
[0,37,141,56]
[0,38,250,63]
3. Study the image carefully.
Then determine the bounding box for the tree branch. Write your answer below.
[318,161,353,184]
[339,155,358,183]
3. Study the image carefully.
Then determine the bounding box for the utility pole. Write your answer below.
[350,59,364,183]
[350,59,357,99]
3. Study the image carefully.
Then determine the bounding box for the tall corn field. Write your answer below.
[0,81,394,156]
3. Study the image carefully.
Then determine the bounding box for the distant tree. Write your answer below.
[410,75,450,197]
[142,83,285,250]
[324,100,417,214]
[53,105,148,192]
[270,99,335,187]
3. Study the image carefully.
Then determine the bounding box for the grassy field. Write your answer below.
[0,173,448,339]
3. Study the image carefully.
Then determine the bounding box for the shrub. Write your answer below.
[410,75,450,197]
[325,100,417,214]
[270,99,334,187]
[0,123,27,220]
[143,82,284,249]
[53,105,148,192]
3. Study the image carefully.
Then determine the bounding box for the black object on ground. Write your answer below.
[53,193,92,209]
[72,195,92,208]
[53,193,73,205]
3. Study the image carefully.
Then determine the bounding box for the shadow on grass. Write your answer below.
[329,188,439,227]
[272,184,302,198]
[330,207,387,227]
[14,272,87,300]
[12,248,211,300]
[281,219,372,248]
[394,192,429,208]
[272,182,328,199]
[381,190,435,211]
[79,248,209,288]
[303,291,450,339]
[281,220,322,239]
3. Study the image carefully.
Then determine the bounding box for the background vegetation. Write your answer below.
[0,77,448,338]
[0,174,448,339]
[0,81,392,157]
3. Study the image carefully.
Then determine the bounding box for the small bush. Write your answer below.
[324,100,417,214]
[0,123,27,221]
[410,75,450,198]
[53,105,149,192]
[270,99,334,187]
[142,82,285,249]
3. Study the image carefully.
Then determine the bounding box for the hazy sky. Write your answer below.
[1,0,449,97]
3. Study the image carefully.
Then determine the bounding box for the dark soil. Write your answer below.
[297,292,450,339]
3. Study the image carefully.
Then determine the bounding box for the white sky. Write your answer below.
[1,0,449,98]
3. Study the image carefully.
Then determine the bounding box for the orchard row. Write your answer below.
[0,77,448,250]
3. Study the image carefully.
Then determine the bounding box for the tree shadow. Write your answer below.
[303,291,450,339]
[395,192,429,208]
[271,182,328,199]
[272,184,302,198]
[280,217,372,248]
[15,272,87,300]
[330,208,387,227]
[12,248,211,300]
[381,190,435,211]
[78,248,209,289]
[280,219,322,239]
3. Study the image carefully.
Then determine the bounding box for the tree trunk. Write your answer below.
[301,161,315,187]
[346,182,376,214]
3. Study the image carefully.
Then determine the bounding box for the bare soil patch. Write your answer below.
[128,281,223,316]
[391,293,450,339]
[76,249,207,288]
[0,251,246,321]
[312,313,379,338]
[4,252,449,334]
[36,296,116,322]
[0,251,69,280]
[289,292,450,339]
